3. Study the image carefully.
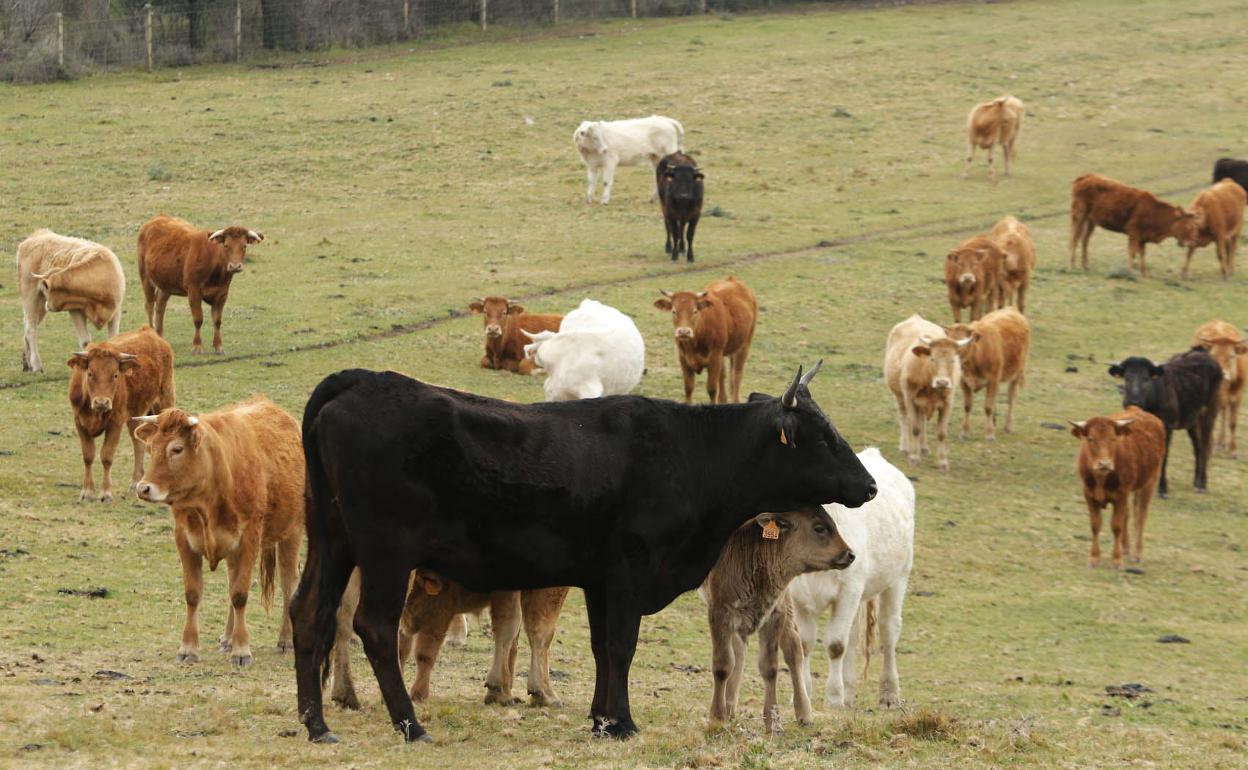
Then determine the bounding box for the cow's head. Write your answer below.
[208,226,263,273]
[1165,207,1197,244]
[942,323,982,362]
[911,335,969,391]
[469,296,522,339]
[573,121,605,154]
[947,248,984,288]
[753,506,855,574]
[32,267,75,313]
[662,162,704,203]
[1108,357,1163,409]
[1194,334,1248,384]
[1070,416,1136,477]
[654,289,711,340]
[68,347,138,413]
[131,409,207,505]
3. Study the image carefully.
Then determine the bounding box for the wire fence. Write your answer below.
[0,0,803,82]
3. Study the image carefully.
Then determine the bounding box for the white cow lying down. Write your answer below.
[524,299,645,401]
[789,447,915,708]
[573,115,684,204]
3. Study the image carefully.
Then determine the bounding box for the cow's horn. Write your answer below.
[956,337,974,348]
[659,289,674,298]
[798,359,823,389]
[695,291,708,299]
[72,351,90,360]
[1068,420,1087,431]
[29,271,47,280]
[247,229,263,242]
[117,352,137,361]
[187,416,199,427]
[131,415,159,425]
[208,229,227,241]
[917,335,932,346]
[1115,418,1135,428]
[781,366,803,409]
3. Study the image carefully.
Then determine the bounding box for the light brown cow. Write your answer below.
[1193,320,1247,458]
[67,325,174,503]
[18,229,126,373]
[132,398,303,666]
[944,307,1030,442]
[964,95,1024,179]
[945,235,1004,323]
[1180,179,1246,280]
[137,215,264,355]
[1069,174,1194,277]
[653,276,758,403]
[884,314,970,471]
[990,216,1036,313]
[468,296,562,374]
[1071,407,1166,568]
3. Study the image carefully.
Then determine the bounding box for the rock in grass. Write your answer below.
[1156,634,1190,644]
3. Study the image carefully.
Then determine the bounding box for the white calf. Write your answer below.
[524,299,645,401]
[573,115,684,204]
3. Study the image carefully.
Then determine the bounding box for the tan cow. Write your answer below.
[945,235,1005,323]
[133,398,303,666]
[944,307,1030,441]
[1193,320,1247,458]
[468,296,562,374]
[1069,174,1194,277]
[1180,179,1246,280]
[67,326,174,502]
[964,95,1024,179]
[884,314,970,471]
[653,276,758,403]
[990,216,1036,313]
[17,229,126,373]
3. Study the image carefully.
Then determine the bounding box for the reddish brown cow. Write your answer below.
[1069,174,1194,277]
[1180,179,1246,280]
[137,214,264,355]
[1071,407,1166,568]
[468,296,562,374]
[67,325,175,503]
[945,235,1004,323]
[1193,320,1247,458]
[944,307,1030,442]
[653,276,758,403]
[132,398,303,667]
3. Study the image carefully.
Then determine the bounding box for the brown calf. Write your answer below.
[1193,320,1247,458]
[468,296,562,374]
[653,276,758,403]
[133,398,303,666]
[1069,173,1194,277]
[137,214,264,355]
[1071,407,1166,568]
[944,235,1004,323]
[944,307,1030,441]
[67,325,175,503]
[964,95,1024,179]
[884,315,970,471]
[1180,179,1246,280]
[990,216,1036,313]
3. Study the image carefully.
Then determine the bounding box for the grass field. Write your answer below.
[2,0,1247,767]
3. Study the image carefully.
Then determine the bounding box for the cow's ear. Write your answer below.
[911,345,931,358]
[67,352,89,370]
[186,419,202,448]
[468,300,485,314]
[696,298,713,310]
[946,252,957,261]
[746,392,771,403]
[506,303,525,315]
[118,353,139,373]
[653,298,672,311]
[133,422,158,443]
[754,512,786,539]
[1068,420,1087,438]
[1114,418,1135,435]
[1236,341,1248,354]
[1108,364,1124,378]
[1150,364,1165,379]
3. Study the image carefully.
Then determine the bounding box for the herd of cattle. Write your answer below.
[10,95,1248,745]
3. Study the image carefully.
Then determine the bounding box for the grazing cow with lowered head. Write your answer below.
[1212,157,1248,194]
[574,115,684,204]
[133,398,304,666]
[523,299,644,401]
[653,276,757,404]
[1069,174,1194,277]
[1070,407,1165,568]
[964,95,1024,179]
[1179,179,1245,280]
[945,235,1005,322]
[18,229,126,373]
[990,216,1036,313]
[67,325,174,503]
[656,152,704,262]
[137,215,264,355]
[1109,349,1221,497]
[290,363,877,743]
[1192,320,1247,459]
[791,448,914,709]
[944,307,1030,441]
[885,314,970,471]
[469,296,562,375]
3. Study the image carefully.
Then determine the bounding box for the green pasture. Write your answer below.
[1,0,1246,767]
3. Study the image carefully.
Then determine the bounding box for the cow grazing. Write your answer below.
[991,216,1036,313]
[944,307,1030,441]
[523,299,645,401]
[574,115,684,204]
[133,397,304,666]
[67,325,174,503]
[790,448,914,709]
[17,229,126,373]
[291,363,877,743]
[1070,407,1166,568]
[964,95,1024,179]
[468,296,562,375]
[1069,174,1194,277]
[945,235,1005,322]
[1192,320,1247,458]
[1180,179,1245,280]
[1109,349,1222,497]
[884,314,970,471]
[656,152,704,262]
[653,276,758,404]
[1212,157,1248,193]
[137,214,263,355]
[700,506,854,732]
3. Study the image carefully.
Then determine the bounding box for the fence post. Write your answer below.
[630,0,636,18]
[552,0,558,25]
[144,5,153,70]
[234,0,242,60]
[402,0,410,38]
[480,0,487,31]
[700,0,707,13]
[56,12,64,68]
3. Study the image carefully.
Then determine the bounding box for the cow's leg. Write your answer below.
[1068,215,1081,270]
[330,570,362,710]
[706,351,725,404]
[729,343,750,404]
[1135,240,1149,277]
[982,378,1000,441]
[68,309,91,350]
[893,392,909,454]
[128,423,145,491]
[355,562,429,742]
[1182,246,1197,279]
[793,603,818,699]
[1132,483,1155,564]
[934,401,951,472]
[685,217,698,263]
[224,539,258,666]
[985,145,995,180]
[407,622,449,704]
[445,613,468,646]
[959,381,974,440]
[876,583,906,708]
[724,632,748,720]
[821,589,862,708]
[708,612,735,725]
[96,421,124,503]
[1086,499,1103,567]
[209,298,226,355]
[76,424,97,502]
[524,586,569,707]
[584,588,610,725]
[1228,390,1240,460]
[600,159,617,205]
[1109,496,1128,569]
[141,278,158,327]
[187,288,206,354]
[153,291,170,336]
[484,591,523,706]
[758,616,783,733]
[1002,138,1014,176]
[21,296,46,372]
[174,526,203,662]
[679,358,696,405]
[596,600,641,739]
[779,613,812,726]
[665,213,679,260]
[276,533,301,652]
[903,394,923,467]
[1158,428,1172,498]
[1004,375,1020,435]
[585,165,598,204]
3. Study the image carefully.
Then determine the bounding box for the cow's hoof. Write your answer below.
[879,693,901,708]
[937,462,950,472]
[175,651,199,663]
[484,686,521,706]
[276,640,293,653]
[214,349,225,356]
[1158,490,1168,500]
[591,716,638,740]
[529,691,561,708]
[332,692,361,711]
[309,731,339,744]
[231,654,253,667]
[77,491,93,503]
[192,347,203,355]
[1194,486,1207,494]
[219,638,232,653]
[99,491,113,503]
[1088,559,1100,569]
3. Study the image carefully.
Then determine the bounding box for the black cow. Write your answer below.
[1213,157,1248,194]
[1109,349,1222,497]
[290,363,876,744]
[656,152,704,263]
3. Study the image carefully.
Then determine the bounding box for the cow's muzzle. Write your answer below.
[959,274,976,285]
[91,398,113,413]
[675,327,694,339]
[485,325,503,338]
[932,378,952,390]
[1094,460,1114,474]
[227,262,245,273]
[829,550,856,570]
[135,481,166,502]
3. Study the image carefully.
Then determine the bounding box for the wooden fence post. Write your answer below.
[144,5,153,70]
[700,0,707,12]
[56,12,64,67]
[480,0,487,31]
[234,0,242,60]
[402,0,410,38]
[630,0,636,18]
[552,0,558,25]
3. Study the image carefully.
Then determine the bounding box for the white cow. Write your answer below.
[524,299,645,401]
[789,448,914,709]
[573,115,684,204]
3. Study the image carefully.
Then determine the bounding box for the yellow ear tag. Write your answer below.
[779,428,788,446]
[762,520,781,540]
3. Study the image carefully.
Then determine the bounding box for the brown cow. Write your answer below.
[1069,173,1194,277]
[884,314,970,471]
[1180,179,1246,280]
[1071,407,1166,568]
[137,215,264,355]
[990,216,1036,313]
[944,307,1030,441]
[132,398,303,666]
[468,296,562,374]
[945,235,1004,323]
[1193,320,1247,458]
[67,325,174,503]
[701,507,854,733]
[653,276,758,403]
[964,95,1024,179]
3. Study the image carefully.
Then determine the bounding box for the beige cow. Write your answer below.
[964,95,1025,179]
[885,314,970,471]
[990,216,1036,313]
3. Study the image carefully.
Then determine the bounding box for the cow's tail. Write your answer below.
[671,117,686,152]
[857,595,879,681]
[259,544,277,614]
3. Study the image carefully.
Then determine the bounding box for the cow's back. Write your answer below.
[213,398,305,541]
[113,325,176,415]
[976,308,1030,381]
[708,277,758,356]
[1115,407,1166,488]
[1165,349,1223,425]
[1195,180,1246,239]
[1072,175,1140,232]
[138,215,206,292]
[991,216,1035,273]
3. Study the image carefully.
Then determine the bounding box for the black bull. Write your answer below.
[290,363,876,743]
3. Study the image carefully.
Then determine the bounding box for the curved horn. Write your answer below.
[72,351,90,360]
[695,291,708,299]
[798,359,823,389]
[1115,418,1136,428]
[246,229,263,242]
[29,271,47,280]
[917,335,933,346]
[187,416,199,427]
[208,229,227,241]
[131,415,159,425]
[659,289,674,298]
[781,366,803,409]
[955,337,974,348]
[1068,420,1087,431]
[117,352,137,361]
